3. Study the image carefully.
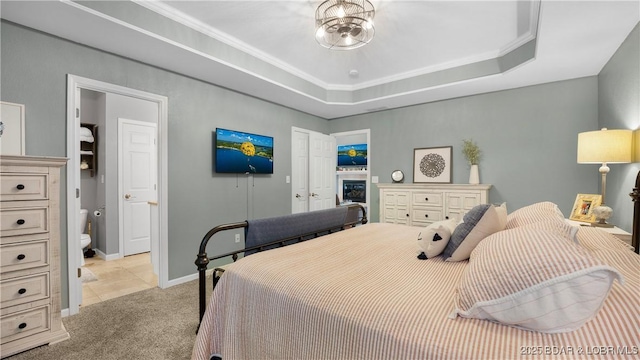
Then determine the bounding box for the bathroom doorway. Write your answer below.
[66,75,168,316]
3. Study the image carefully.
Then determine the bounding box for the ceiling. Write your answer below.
[1,0,638,119]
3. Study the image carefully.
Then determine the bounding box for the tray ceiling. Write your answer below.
[1,0,638,119]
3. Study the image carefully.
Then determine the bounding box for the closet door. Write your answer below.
[291,128,336,214]
[309,132,336,211]
[291,129,309,214]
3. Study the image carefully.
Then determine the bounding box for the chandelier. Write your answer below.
[315,0,375,50]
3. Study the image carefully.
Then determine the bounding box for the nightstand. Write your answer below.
[565,219,632,247]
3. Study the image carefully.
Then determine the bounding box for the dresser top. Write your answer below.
[375,183,492,191]
[0,155,68,168]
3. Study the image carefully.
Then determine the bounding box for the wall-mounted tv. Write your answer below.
[214,128,273,174]
[337,143,367,166]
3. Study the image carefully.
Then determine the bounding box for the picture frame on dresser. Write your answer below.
[413,146,452,183]
[569,193,602,222]
[0,101,26,156]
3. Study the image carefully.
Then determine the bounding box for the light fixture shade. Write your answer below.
[315,0,375,50]
[634,129,640,162]
[577,129,632,164]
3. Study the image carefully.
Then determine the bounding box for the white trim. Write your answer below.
[133,0,330,90]
[136,0,540,93]
[66,0,539,100]
[66,74,169,316]
[61,308,69,318]
[95,248,121,261]
[166,268,217,288]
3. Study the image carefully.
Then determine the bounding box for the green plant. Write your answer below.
[462,139,481,165]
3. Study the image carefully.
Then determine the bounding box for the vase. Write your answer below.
[469,164,480,185]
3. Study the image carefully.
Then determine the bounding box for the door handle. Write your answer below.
[295,193,302,198]
[124,194,135,200]
[310,193,319,197]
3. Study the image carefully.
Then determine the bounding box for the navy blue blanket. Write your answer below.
[245,206,349,256]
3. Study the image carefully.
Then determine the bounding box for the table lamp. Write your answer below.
[577,128,632,227]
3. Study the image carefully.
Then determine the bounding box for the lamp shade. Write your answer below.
[577,129,632,164]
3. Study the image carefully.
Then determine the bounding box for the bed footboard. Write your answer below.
[195,204,367,329]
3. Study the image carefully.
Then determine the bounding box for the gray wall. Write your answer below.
[0,21,328,308]
[2,18,630,310]
[598,23,640,233]
[329,77,600,222]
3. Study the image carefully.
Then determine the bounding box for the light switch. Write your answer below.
[371,176,379,183]
[285,175,290,183]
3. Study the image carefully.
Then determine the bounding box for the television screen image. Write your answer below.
[337,143,367,166]
[214,128,273,174]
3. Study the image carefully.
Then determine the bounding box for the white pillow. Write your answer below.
[443,204,505,262]
[505,201,565,229]
[416,219,457,259]
[451,227,623,333]
[495,202,507,229]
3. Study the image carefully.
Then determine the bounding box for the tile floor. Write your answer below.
[81,252,158,307]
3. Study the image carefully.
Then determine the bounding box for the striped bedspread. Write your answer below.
[192,223,639,359]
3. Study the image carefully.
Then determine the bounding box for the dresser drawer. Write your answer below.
[0,174,47,201]
[412,192,443,207]
[0,207,48,237]
[1,273,49,309]
[0,241,48,274]
[1,305,50,344]
[411,208,443,223]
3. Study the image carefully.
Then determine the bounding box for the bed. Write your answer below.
[192,198,639,359]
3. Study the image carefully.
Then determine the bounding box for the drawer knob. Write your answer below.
[445,216,449,219]
[17,184,25,190]
[406,214,409,217]
[424,214,429,218]
[425,197,429,201]
[18,288,27,295]
[17,254,26,260]
[17,219,26,225]
[18,323,27,330]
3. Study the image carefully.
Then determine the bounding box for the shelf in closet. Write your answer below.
[80,123,97,177]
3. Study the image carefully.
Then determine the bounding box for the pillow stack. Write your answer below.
[451,225,623,333]
[450,201,624,333]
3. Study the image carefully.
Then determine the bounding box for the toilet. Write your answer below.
[79,209,92,266]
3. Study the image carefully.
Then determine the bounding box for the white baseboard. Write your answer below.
[95,249,121,261]
[165,268,216,288]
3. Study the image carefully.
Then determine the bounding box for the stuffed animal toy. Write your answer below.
[417,218,458,259]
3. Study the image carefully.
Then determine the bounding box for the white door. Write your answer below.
[291,129,309,214]
[309,132,336,211]
[119,119,157,256]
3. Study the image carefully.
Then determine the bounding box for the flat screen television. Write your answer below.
[337,143,367,166]
[214,128,273,174]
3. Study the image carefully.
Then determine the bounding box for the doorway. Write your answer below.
[66,75,168,316]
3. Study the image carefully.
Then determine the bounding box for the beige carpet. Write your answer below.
[7,279,203,360]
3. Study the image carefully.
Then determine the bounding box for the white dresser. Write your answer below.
[377,183,492,226]
[0,155,69,358]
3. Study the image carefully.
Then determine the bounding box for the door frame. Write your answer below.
[291,127,310,214]
[118,118,157,258]
[65,74,169,316]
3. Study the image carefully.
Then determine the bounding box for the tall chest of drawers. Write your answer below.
[0,155,69,358]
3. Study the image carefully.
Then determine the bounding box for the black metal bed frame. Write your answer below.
[195,204,368,328]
